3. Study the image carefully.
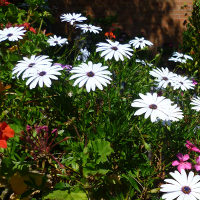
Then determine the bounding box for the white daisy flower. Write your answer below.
[135,59,153,67]
[129,37,153,49]
[167,104,184,122]
[171,75,194,91]
[191,97,200,111]
[160,170,200,200]
[169,52,193,63]
[131,93,172,122]
[60,13,87,25]
[76,24,102,34]
[69,61,112,92]
[12,55,52,79]
[24,65,63,89]
[0,26,26,42]
[96,39,133,61]
[77,48,90,62]
[149,67,177,88]
[47,35,68,46]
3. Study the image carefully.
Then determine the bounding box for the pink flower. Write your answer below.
[172,153,192,172]
[195,156,200,172]
[185,140,200,153]
[192,79,198,85]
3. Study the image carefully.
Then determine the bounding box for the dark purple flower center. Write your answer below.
[54,41,58,44]
[180,82,183,85]
[111,46,118,51]
[7,33,13,37]
[87,71,95,77]
[39,71,46,76]
[162,77,168,81]
[149,104,157,109]
[28,63,35,68]
[181,186,191,194]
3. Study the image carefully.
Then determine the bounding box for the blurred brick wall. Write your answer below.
[48,0,193,47]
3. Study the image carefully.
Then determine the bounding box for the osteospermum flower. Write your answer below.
[191,96,200,111]
[76,24,102,34]
[160,170,200,200]
[167,104,184,122]
[135,59,153,67]
[131,93,172,122]
[172,153,192,173]
[47,35,68,46]
[69,61,112,92]
[77,48,90,62]
[24,65,63,89]
[149,67,177,88]
[0,26,26,42]
[129,37,153,49]
[12,55,52,79]
[60,13,87,25]
[169,52,193,63]
[171,75,194,91]
[96,39,133,61]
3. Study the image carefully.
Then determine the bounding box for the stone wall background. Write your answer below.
[48,0,193,48]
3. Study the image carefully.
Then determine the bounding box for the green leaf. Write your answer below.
[122,172,141,192]
[43,188,87,200]
[91,139,114,164]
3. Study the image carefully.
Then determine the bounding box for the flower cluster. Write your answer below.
[169,52,193,63]
[131,93,183,123]
[160,169,200,200]
[0,0,11,6]
[12,55,63,89]
[150,67,194,91]
[20,125,69,168]
[172,141,200,173]
[0,122,14,148]
[160,141,200,199]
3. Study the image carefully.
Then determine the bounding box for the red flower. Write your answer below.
[19,22,30,29]
[105,32,116,39]
[0,122,14,148]
[29,27,36,34]
[0,0,11,6]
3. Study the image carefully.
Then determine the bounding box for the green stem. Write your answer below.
[38,18,44,34]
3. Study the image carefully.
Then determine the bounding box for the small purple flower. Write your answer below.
[192,79,198,85]
[53,63,72,71]
[62,65,72,71]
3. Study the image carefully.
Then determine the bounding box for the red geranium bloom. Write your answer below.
[0,122,14,148]
[29,27,36,34]
[105,32,116,39]
[0,0,11,6]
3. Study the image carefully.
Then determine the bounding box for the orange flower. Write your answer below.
[105,31,116,39]
[0,122,14,148]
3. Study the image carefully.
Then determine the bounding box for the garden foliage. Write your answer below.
[0,0,200,200]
